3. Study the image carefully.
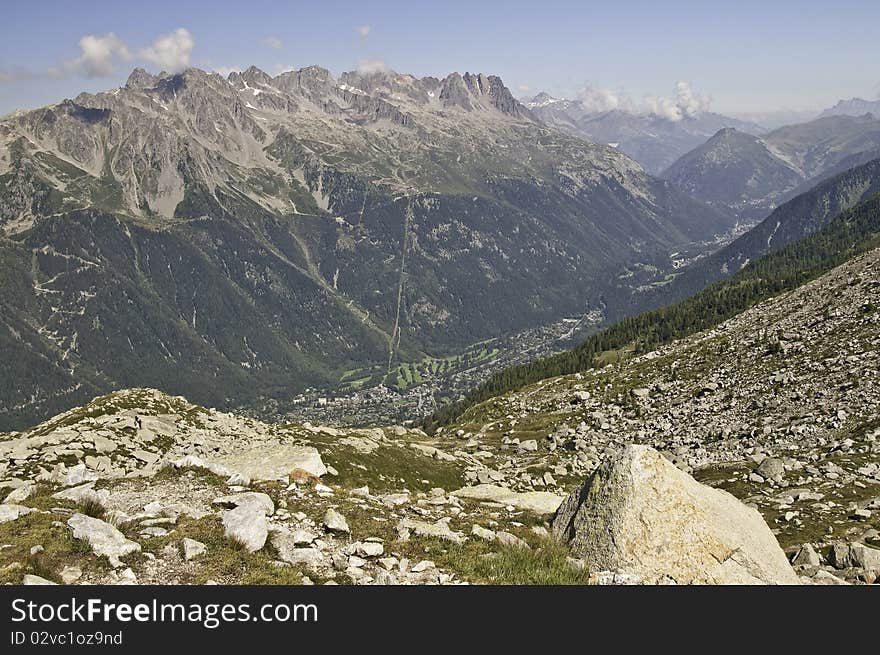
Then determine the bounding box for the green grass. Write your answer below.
[404,535,590,585]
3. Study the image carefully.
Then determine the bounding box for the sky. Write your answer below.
[1,0,878,117]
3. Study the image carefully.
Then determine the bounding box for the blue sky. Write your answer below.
[1,0,878,116]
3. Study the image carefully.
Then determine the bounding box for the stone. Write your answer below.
[213,492,274,516]
[323,508,350,534]
[398,518,462,544]
[517,440,538,452]
[4,483,36,504]
[631,388,650,399]
[755,457,785,482]
[410,560,435,573]
[60,566,83,584]
[551,445,799,584]
[52,483,110,509]
[132,449,160,465]
[23,575,57,585]
[791,543,821,567]
[0,504,36,523]
[356,542,384,558]
[217,445,326,481]
[222,504,268,552]
[471,524,496,541]
[182,538,207,561]
[496,531,529,549]
[67,513,141,567]
[452,484,564,515]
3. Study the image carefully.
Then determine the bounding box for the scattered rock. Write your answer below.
[222,504,268,552]
[181,538,207,561]
[323,508,350,534]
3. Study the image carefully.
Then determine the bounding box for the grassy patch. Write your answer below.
[0,511,103,585]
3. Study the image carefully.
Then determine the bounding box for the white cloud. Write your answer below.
[262,35,283,50]
[642,82,711,121]
[357,58,387,74]
[139,28,194,73]
[578,83,630,113]
[518,84,530,92]
[47,32,132,79]
[356,25,372,39]
[577,80,711,121]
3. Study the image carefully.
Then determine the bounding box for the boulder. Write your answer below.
[551,445,799,584]
[323,508,350,534]
[216,445,326,481]
[23,575,57,585]
[222,504,268,552]
[397,518,463,544]
[181,538,207,561]
[451,484,564,515]
[67,513,141,567]
[0,504,36,524]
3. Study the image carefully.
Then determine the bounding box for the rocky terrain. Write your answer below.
[2,244,879,585]
[0,65,730,432]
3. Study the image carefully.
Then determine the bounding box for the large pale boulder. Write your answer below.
[552,445,799,585]
[216,445,326,481]
[222,504,268,552]
[451,484,564,515]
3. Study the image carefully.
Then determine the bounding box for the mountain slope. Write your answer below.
[0,66,730,430]
[640,157,880,310]
[820,97,880,118]
[662,115,880,215]
[426,189,880,431]
[662,128,802,212]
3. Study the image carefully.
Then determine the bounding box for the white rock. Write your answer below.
[182,537,207,561]
[4,483,36,504]
[222,504,268,552]
[452,484,564,515]
[213,492,274,516]
[23,575,57,585]
[216,445,326,481]
[552,445,800,585]
[323,508,350,534]
[0,504,36,524]
[67,513,141,567]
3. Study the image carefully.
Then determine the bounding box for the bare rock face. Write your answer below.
[552,445,799,585]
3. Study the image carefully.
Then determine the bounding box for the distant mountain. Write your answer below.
[820,97,880,118]
[662,127,802,212]
[661,114,880,216]
[523,93,764,174]
[630,157,880,314]
[0,66,730,430]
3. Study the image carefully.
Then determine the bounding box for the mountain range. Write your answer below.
[0,65,730,430]
[522,92,764,174]
[661,114,880,217]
